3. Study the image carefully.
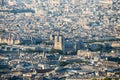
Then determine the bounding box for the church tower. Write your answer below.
[54,31,65,53]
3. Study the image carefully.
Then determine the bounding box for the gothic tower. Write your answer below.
[54,32,65,53]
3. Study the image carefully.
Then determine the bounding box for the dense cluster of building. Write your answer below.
[0,0,120,79]
[0,0,119,41]
[0,49,120,79]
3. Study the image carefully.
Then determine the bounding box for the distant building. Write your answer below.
[50,34,55,41]
[48,0,60,6]
[77,50,92,58]
[65,41,74,54]
[54,32,65,53]
[74,40,85,51]
[112,0,120,31]
[0,0,5,6]
[0,37,20,45]
[72,0,80,5]
[111,42,120,47]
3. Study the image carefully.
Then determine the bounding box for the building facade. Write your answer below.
[54,34,65,53]
[0,38,20,45]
